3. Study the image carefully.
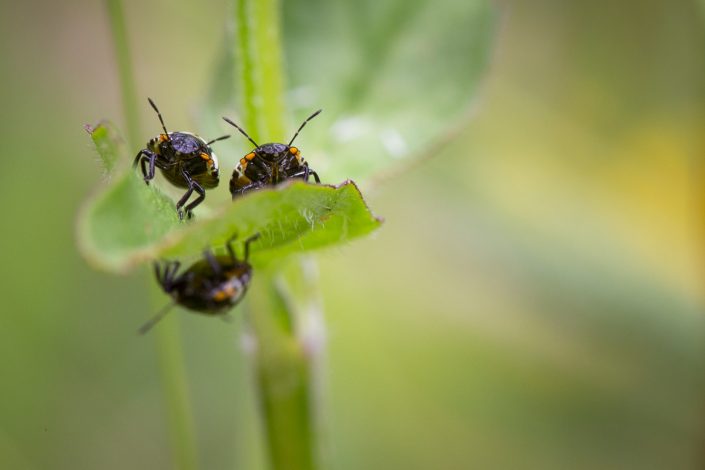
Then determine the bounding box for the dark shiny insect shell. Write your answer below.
[157,233,259,314]
[138,234,260,334]
[133,98,229,219]
[224,110,322,199]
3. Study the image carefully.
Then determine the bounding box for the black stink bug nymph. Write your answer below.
[133,98,230,220]
[138,233,260,334]
[223,109,322,199]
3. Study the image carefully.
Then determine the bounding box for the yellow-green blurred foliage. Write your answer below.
[0,0,703,469]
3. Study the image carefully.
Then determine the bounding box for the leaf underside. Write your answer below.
[201,0,497,186]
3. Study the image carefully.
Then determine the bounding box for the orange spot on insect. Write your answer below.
[245,152,256,161]
[213,285,236,302]
[200,152,210,161]
[240,158,247,166]
[159,134,168,142]
[213,290,228,302]
[289,146,299,155]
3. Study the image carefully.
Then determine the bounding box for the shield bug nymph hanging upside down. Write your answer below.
[133,98,230,220]
[138,233,261,334]
[223,109,322,199]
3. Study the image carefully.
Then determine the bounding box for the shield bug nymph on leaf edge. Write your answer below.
[224,109,322,199]
[133,98,230,220]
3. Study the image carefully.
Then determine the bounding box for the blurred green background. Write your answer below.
[1,0,704,469]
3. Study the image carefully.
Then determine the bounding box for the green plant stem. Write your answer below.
[235,1,321,468]
[234,0,286,142]
[104,0,141,149]
[151,288,200,470]
[105,2,199,468]
[247,273,316,470]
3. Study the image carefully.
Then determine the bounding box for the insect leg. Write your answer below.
[134,150,158,183]
[132,149,147,168]
[243,233,261,261]
[156,260,181,291]
[226,234,239,263]
[175,170,195,220]
[165,261,181,288]
[140,158,149,182]
[231,180,266,199]
[204,248,222,276]
[153,261,164,285]
[288,165,320,183]
[184,181,206,220]
[146,153,158,182]
[309,169,321,183]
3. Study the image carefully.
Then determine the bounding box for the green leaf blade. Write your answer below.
[78,174,181,273]
[78,176,382,273]
[282,0,498,184]
[85,121,124,175]
[160,180,382,266]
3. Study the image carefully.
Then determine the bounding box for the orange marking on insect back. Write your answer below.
[159,134,168,142]
[289,146,299,155]
[200,152,210,161]
[213,285,236,302]
[240,158,247,166]
[245,152,256,161]
[213,290,228,302]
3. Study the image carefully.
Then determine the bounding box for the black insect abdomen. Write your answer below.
[171,258,251,314]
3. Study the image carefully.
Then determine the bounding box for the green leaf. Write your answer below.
[77,173,182,273]
[199,0,496,186]
[85,121,125,174]
[160,180,382,263]
[283,0,496,184]
[78,174,381,273]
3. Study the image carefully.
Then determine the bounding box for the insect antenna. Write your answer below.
[288,109,322,146]
[147,97,170,138]
[223,117,259,147]
[206,134,231,146]
[138,302,176,335]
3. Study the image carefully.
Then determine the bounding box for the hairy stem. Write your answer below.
[104,0,141,149]
[234,0,286,142]
[152,293,200,470]
[235,0,321,468]
[246,274,317,470]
